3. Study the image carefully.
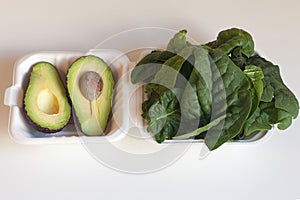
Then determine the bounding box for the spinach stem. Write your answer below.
[173,114,226,139]
[156,110,179,120]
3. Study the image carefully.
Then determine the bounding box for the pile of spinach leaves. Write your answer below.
[131,28,299,151]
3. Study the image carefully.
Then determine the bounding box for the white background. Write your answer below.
[1,0,300,199]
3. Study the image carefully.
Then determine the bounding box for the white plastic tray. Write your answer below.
[4,49,131,144]
[4,49,270,145]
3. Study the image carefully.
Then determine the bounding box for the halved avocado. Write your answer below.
[67,55,114,136]
[24,62,71,132]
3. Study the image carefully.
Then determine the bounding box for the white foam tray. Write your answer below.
[4,49,132,144]
[4,49,271,145]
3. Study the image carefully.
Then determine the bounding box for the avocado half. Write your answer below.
[67,55,114,136]
[24,62,71,133]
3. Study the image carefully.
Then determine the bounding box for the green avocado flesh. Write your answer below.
[24,62,71,132]
[67,55,114,136]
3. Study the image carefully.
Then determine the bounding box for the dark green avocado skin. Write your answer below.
[23,108,66,133]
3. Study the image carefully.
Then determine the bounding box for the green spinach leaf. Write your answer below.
[204,49,252,150]
[206,28,254,57]
[243,101,293,136]
[247,56,299,118]
[243,65,264,116]
[147,90,181,143]
[167,29,188,53]
[181,46,212,121]
[131,50,175,84]
[152,46,194,89]
[141,84,168,120]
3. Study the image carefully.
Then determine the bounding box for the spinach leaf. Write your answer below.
[243,101,293,136]
[181,46,212,121]
[141,84,167,120]
[239,56,298,137]
[131,50,175,84]
[242,106,272,137]
[204,49,252,150]
[193,47,212,119]
[261,101,293,130]
[194,47,212,91]
[206,28,254,57]
[152,46,194,89]
[230,47,249,67]
[243,65,264,116]
[147,90,181,143]
[181,81,201,120]
[175,55,194,88]
[247,56,299,118]
[167,29,188,53]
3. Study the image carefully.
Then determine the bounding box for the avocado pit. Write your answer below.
[79,71,103,101]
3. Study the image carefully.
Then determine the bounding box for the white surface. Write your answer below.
[0,0,300,199]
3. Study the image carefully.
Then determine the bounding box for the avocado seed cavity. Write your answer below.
[37,89,59,115]
[79,71,103,101]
